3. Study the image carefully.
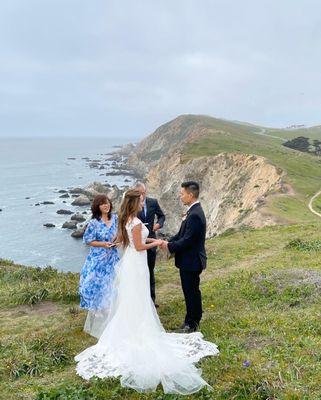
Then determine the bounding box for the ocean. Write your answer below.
[0,137,135,272]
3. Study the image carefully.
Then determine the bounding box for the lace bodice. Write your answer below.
[126,217,149,248]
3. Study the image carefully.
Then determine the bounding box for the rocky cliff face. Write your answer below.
[144,152,283,237]
[128,115,285,237]
[129,115,217,175]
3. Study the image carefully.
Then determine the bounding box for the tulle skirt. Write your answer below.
[75,246,219,394]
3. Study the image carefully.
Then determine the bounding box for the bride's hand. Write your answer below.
[153,239,163,247]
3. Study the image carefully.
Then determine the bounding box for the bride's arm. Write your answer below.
[132,224,162,251]
[146,238,157,243]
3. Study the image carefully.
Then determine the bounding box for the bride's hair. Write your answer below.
[118,189,142,247]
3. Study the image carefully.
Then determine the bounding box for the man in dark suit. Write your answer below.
[135,182,165,306]
[161,181,206,332]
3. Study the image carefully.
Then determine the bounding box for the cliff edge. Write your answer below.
[128,115,286,236]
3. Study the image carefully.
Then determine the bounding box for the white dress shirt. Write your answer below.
[187,200,200,213]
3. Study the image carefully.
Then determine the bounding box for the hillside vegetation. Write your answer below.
[2,223,321,399]
[159,115,321,225]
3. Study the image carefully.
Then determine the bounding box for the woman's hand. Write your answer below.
[88,240,114,249]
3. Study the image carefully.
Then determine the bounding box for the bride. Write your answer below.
[75,189,219,394]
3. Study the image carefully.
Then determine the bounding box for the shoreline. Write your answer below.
[0,138,140,271]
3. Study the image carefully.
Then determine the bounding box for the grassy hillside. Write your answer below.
[264,126,321,141]
[2,223,321,399]
[178,115,321,224]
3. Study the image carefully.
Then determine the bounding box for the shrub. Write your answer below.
[285,238,321,251]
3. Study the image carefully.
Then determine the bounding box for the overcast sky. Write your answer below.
[0,0,320,138]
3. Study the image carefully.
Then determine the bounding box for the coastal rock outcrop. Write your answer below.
[124,115,286,236]
[128,115,212,175]
[43,223,55,228]
[71,195,91,206]
[145,152,283,236]
[62,221,78,229]
[71,213,86,222]
[56,209,73,215]
[71,226,86,239]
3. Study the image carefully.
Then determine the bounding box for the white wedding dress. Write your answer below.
[75,217,219,394]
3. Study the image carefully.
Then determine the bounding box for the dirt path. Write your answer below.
[252,127,321,221]
[253,128,285,141]
[308,190,321,218]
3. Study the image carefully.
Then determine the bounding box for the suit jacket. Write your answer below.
[167,203,207,271]
[137,197,165,239]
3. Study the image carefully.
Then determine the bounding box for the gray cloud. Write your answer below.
[0,0,320,137]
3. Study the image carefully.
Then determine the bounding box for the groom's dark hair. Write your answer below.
[181,181,199,199]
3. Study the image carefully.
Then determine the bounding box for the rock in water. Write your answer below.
[71,195,91,206]
[59,193,70,198]
[71,213,86,222]
[57,209,73,215]
[43,223,55,228]
[71,227,86,238]
[69,188,85,194]
[62,221,78,229]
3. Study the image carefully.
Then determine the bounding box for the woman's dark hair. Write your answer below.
[91,194,112,220]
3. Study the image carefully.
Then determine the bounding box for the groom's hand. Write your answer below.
[160,240,168,250]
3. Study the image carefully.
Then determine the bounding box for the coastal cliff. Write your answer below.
[128,115,285,236]
[145,152,283,236]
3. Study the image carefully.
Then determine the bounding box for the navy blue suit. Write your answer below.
[168,202,206,329]
[137,197,165,302]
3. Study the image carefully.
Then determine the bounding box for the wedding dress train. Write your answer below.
[75,217,219,394]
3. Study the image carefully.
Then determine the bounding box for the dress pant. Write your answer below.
[147,247,157,303]
[179,268,202,329]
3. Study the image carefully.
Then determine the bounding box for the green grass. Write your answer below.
[264,126,321,141]
[268,196,317,224]
[179,117,321,224]
[2,222,321,399]
[310,192,321,215]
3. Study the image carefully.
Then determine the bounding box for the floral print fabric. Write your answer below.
[79,214,120,310]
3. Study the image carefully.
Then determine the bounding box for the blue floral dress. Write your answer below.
[79,214,120,310]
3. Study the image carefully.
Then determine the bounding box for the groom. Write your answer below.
[161,181,206,333]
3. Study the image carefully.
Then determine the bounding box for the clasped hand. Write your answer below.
[153,239,168,250]
[103,241,119,248]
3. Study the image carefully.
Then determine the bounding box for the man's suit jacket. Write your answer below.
[167,203,207,271]
[137,197,165,239]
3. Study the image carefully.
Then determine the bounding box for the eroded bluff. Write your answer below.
[141,152,283,237]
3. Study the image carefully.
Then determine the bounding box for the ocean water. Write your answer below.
[0,137,135,272]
